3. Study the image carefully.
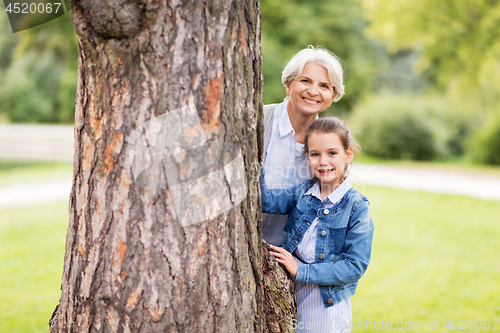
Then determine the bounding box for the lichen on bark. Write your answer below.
[261,240,297,333]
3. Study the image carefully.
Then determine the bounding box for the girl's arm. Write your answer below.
[295,199,374,286]
[261,173,300,215]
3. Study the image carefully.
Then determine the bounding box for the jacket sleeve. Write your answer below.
[295,199,374,286]
[261,174,300,215]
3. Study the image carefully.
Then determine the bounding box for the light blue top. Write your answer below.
[262,100,312,245]
[263,99,312,189]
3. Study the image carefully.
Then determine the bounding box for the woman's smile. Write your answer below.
[301,96,320,104]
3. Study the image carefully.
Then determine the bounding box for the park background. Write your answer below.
[0,0,499,332]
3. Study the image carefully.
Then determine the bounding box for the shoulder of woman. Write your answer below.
[263,103,280,114]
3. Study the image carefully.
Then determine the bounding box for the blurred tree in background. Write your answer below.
[362,0,500,164]
[364,0,500,102]
[0,8,77,123]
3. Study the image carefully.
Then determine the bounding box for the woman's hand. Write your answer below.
[269,245,298,278]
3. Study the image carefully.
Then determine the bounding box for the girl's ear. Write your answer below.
[346,148,353,164]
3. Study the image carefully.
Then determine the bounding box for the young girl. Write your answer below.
[261,117,374,333]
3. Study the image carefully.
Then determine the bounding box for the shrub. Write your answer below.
[468,114,500,165]
[349,93,452,161]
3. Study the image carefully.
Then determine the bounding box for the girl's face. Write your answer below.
[307,132,353,192]
[286,62,336,117]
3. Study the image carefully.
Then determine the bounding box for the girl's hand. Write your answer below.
[269,245,298,278]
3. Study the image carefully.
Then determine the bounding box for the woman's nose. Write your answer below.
[308,84,319,96]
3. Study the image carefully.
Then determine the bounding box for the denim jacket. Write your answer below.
[261,178,374,307]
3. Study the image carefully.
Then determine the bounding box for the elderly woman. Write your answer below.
[262,46,345,245]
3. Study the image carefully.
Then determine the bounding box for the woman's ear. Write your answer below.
[285,81,291,96]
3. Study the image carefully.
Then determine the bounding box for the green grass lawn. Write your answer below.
[0,160,73,187]
[353,186,500,332]
[0,201,68,333]
[1,187,499,332]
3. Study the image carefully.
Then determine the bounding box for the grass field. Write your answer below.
[1,186,499,332]
[0,201,68,333]
[353,186,500,332]
[0,160,73,187]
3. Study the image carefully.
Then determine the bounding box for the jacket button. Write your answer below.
[318,254,324,259]
[324,209,329,214]
[327,299,333,304]
[321,230,327,237]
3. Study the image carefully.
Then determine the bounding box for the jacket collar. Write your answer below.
[305,187,357,214]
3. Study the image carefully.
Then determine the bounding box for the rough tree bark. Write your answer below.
[50,0,296,332]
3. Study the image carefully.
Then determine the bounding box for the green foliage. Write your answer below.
[349,93,476,161]
[0,8,20,71]
[373,50,430,93]
[261,0,383,114]
[468,114,500,166]
[1,51,62,122]
[0,12,77,124]
[364,0,500,102]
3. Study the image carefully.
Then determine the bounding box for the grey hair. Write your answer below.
[281,45,345,102]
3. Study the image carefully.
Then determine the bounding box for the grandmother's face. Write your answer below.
[286,62,335,117]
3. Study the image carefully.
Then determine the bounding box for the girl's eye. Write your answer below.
[310,153,319,157]
[329,151,337,156]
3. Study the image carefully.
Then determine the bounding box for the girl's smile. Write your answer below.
[318,168,334,175]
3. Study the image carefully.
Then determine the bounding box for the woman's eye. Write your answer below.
[300,79,309,83]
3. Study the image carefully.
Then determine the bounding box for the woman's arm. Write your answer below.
[261,174,300,215]
[295,199,374,286]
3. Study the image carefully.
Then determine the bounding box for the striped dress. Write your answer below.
[293,179,353,333]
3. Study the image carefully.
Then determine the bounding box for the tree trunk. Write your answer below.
[261,241,297,333]
[50,0,296,332]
